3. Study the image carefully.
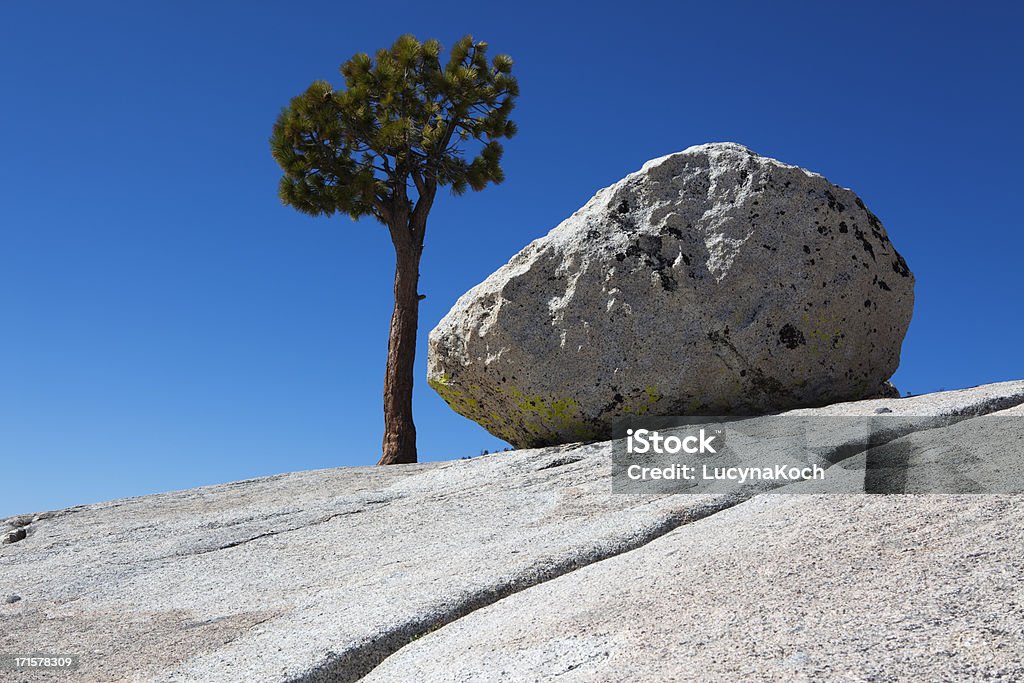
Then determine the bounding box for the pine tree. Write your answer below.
[270,35,518,465]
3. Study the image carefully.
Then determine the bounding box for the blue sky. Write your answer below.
[2,1,1021,517]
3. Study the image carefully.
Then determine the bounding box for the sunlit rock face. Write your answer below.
[428,143,914,448]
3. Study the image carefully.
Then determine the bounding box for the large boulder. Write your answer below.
[428,143,914,448]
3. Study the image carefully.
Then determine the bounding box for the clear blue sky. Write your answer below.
[2,1,1021,517]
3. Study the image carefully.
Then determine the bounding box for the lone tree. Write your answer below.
[270,35,518,465]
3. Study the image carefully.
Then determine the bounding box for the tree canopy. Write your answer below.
[270,34,519,232]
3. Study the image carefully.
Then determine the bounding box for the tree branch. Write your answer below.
[411,168,426,197]
[373,196,392,224]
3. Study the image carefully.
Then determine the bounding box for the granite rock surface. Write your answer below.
[428,143,914,447]
[2,382,1022,683]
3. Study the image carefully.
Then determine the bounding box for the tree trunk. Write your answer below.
[378,231,422,465]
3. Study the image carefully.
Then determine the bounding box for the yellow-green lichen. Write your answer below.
[623,385,662,415]
[801,311,846,352]
[429,373,481,417]
[430,375,599,447]
[503,387,589,436]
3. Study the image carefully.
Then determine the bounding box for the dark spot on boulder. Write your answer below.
[853,228,876,260]
[779,324,806,349]
[824,189,846,212]
[749,371,790,398]
[659,225,683,239]
[839,221,849,234]
[598,392,627,416]
[4,595,21,604]
[865,209,885,231]
[616,199,629,214]
[803,245,811,254]
[636,235,662,255]
[877,280,891,291]
[615,253,625,262]
[892,251,911,277]
[864,299,872,308]
[622,236,679,292]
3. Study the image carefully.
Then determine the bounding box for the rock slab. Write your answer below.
[366,494,1024,683]
[428,143,915,447]
[1,382,1022,683]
